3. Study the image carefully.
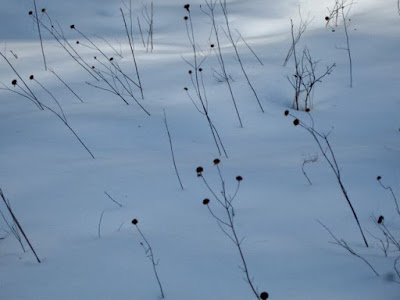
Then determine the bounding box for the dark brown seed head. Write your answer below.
[293,119,300,126]
[196,166,203,176]
[28,11,33,15]
[377,215,384,224]
[109,57,114,61]
[305,108,310,112]
[29,75,34,80]
[184,16,188,21]
[188,70,192,74]
[203,198,210,205]
[70,24,75,29]
[260,291,269,300]
[377,176,382,181]
[325,16,330,21]
[236,176,243,182]
[184,87,188,91]
[210,44,215,48]
[284,110,289,116]
[76,41,80,44]
[41,8,46,13]
[91,66,95,69]
[213,158,220,165]
[184,4,190,11]
[11,79,17,86]
[199,68,203,72]
[132,218,138,225]
[94,56,97,60]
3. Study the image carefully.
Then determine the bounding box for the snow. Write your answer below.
[0,0,399,299]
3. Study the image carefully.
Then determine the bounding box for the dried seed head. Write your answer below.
[76,41,80,44]
[284,110,289,116]
[11,79,17,86]
[91,66,95,69]
[109,57,114,61]
[184,4,190,11]
[260,291,269,300]
[203,198,210,205]
[293,119,300,126]
[213,158,220,165]
[305,108,310,112]
[377,215,384,224]
[184,16,188,21]
[199,68,203,72]
[188,70,193,74]
[41,8,46,13]
[196,166,203,176]
[184,87,188,91]
[210,44,215,48]
[377,176,382,181]
[325,16,330,21]
[132,218,138,225]
[236,176,243,182]
[94,56,97,60]
[70,24,75,29]
[28,11,33,15]
[29,75,34,80]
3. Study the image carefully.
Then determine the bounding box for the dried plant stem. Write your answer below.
[219,0,264,113]
[377,176,400,215]
[163,109,184,190]
[98,210,105,239]
[318,221,379,276]
[132,220,165,299]
[104,191,123,207]
[0,188,41,263]
[198,162,265,299]
[32,0,47,70]
[183,7,228,157]
[49,68,84,103]
[286,111,368,247]
[121,7,144,99]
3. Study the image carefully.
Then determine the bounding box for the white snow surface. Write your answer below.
[0,0,399,299]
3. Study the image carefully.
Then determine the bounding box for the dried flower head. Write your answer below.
[236,176,243,182]
[213,158,220,165]
[196,166,203,176]
[376,176,382,181]
[70,24,75,29]
[132,218,138,225]
[210,44,215,48]
[109,57,114,61]
[41,8,46,13]
[260,291,269,300]
[203,198,210,205]
[11,79,17,86]
[28,11,33,15]
[184,87,188,91]
[29,75,34,80]
[188,70,192,74]
[91,66,95,69]
[76,41,80,44]
[199,68,203,72]
[325,16,330,21]
[305,108,310,112]
[284,110,289,116]
[184,16,188,20]
[184,4,190,11]
[293,119,300,126]
[377,215,384,224]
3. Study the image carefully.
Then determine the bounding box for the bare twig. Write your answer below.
[104,191,123,207]
[98,210,105,239]
[285,110,369,247]
[0,188,41,263]
[163,109,184,190]
[318,220,378,276]
[132,219,165,298]
[32,2,47,70]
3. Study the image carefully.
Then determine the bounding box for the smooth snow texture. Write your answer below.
[0,0,399,299]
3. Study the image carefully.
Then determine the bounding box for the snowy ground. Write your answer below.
[0,0,399,299]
